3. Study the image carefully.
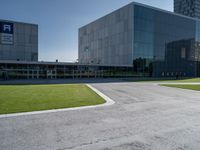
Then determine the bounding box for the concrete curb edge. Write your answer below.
[0,84,115,119]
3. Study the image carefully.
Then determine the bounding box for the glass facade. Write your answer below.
[0,62,134,80]
[133,5,200,77]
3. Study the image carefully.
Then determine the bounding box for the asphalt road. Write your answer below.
[1,82,200,150]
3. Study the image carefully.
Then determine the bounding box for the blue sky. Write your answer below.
[0,0,173,62]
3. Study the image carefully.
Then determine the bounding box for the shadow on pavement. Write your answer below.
[0,77,194,85]
[0,78,127,85]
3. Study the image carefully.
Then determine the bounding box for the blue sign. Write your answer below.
[0,22,14,45]
[0,22,13,34]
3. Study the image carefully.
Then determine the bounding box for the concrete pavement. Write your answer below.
[1,82,200,150]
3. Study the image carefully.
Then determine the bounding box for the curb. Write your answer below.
[0,84,115,119]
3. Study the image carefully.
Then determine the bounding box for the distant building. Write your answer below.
[174,0,200,19]
[0,20,38,61]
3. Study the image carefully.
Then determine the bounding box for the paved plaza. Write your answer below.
[1,82,200,150]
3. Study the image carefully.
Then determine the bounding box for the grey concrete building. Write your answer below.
[79,4,133,66]
[0,20,38,61]
[79,2,200,77]
[174,0,200,19]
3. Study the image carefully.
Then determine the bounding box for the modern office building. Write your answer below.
[0,60,132,79]
[0,20,38,61]
[174,0,200,19]
[79,4,133,67]
[0,20,132,80]
[1,1,200,80]
[79,2,200,77]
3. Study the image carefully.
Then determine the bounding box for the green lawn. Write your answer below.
[127,78,200,83]
[161,84,200,91]
[0,84,105,115]
[172,78,200,82]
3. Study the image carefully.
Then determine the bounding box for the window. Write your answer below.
[181,48,186,58]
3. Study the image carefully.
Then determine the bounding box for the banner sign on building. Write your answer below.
[0,22,14,45]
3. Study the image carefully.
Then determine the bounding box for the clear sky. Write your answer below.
[0,0,173,62]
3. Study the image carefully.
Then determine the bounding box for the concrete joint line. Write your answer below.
[0,84,115,119]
